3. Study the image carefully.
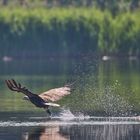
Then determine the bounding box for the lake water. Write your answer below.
[1,111,140,140]
[0,55,140,140]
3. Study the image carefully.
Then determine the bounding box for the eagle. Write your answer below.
[5,79,72,116]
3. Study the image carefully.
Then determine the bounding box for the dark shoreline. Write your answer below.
[0,50,140,60]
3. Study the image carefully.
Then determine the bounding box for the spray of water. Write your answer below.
[93,81,134,116]
[69,56,135,117]
[58,108,90,121]
[66,78,134,117]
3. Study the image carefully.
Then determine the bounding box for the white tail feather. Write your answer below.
[44,102,60,107]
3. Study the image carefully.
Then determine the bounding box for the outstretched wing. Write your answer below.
[39,86,71,102]
[5,79,36,98]
[6,79,73,103]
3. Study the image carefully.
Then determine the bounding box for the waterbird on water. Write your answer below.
[5,79,72,116]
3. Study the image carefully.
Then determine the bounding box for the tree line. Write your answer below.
[0,8,140,56]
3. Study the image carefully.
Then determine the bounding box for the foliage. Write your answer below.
[0,7,140,56]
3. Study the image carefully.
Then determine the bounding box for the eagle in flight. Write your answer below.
[5,79,72,116]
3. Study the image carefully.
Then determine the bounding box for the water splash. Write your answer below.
[59,108,75,121]
[70,79,134,116]
[58,108,90,121]
[72,55,135,117]
[0,116,140,127]
[94,82,134,116]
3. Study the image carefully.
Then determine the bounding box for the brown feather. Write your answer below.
[39,86,71,102]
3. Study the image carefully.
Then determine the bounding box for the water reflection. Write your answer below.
[60,124,140,140]
[0,57,140,116]
[1,114,140,140]
[0,56,140,114]
[21,124,140,140]
[23,126,69,140]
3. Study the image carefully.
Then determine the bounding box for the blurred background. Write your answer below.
[0,0,140,116]
[0,1,140,140]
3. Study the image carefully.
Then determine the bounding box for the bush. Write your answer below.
[0,7,140,56]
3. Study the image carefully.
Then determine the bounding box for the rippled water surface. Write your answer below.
[1,110,140,140]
